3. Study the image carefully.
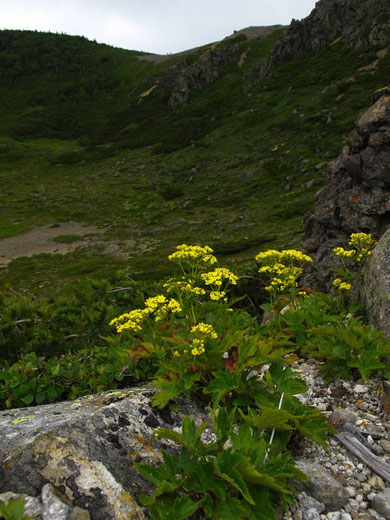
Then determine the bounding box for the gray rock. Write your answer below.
[295,460,350,511]
[41,484,71,520]
[296,492,326,514]
[329,408,357,430]
[0,387,209,520]
[362,229,390,337]
[372,488,390,519]
[303,508,321,520]
[302,87,390,291]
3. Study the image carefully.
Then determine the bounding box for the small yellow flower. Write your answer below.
[338,282,352,291]
[191,323,217,339]
[210,291,226,300]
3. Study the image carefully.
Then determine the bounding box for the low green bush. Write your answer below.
[135,410,306,520]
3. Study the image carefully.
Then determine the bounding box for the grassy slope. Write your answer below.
[0,29,389,294]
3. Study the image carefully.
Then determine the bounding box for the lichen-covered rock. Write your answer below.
[0,387,209,520]
[294,460,350,511]
[302,87,390,291]
[361,228,390,337]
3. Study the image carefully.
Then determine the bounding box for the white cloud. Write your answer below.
[1,0,317,54]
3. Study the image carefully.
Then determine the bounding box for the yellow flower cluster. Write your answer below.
[191,338,205,356]
[110,295,182,332]
[333,247,356,259]
[191,323,218,339]
[110,308,149,333]
[201,267,238,286]
[145,295,168,312]
[256,249,312,266]
[163,279,206,296]
[256,249,311,296]
[210,291,226,301]
[333,278,352,291]
[168,244,217,266]
[333,233,377,263]
[349,232,376,250]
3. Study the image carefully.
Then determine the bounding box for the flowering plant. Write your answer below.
[332,232,377,297]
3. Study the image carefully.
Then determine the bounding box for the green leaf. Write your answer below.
[20,394,34,405]
[246,408,294,432]
[248,488,276,520]
[35,391,46,404]
[214,451,255,505]
[212,407,235,444]
[215,497,249,520]
[0,498,31,520]
[268,364,308,395]
[147,495,200,520]
[204,371,241,408]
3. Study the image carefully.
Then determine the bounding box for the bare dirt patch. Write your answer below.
[0,222,105,266]
[0,222,159,267]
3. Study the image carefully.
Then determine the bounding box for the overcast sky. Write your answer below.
[2,1,318,54]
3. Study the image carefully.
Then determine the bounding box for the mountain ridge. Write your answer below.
[0,0,389,293]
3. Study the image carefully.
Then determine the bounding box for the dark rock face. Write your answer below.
[140,26,283,108]
[253,0,390,79]
[301,87,390,291]
[0,387,209,520]
[361,228,390,337]
[158,42,239,107]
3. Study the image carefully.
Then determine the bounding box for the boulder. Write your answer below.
[301,87,390,291]
[361,228,390,337]
[371,488,390,519]
[294,459,350,511]
[0,387,209,520]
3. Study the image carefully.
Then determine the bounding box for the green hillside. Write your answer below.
[0,27,389,294]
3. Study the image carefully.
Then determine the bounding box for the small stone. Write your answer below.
[367,435,375,446]
[357,473,368,483]
[41,484,72,520]
[368,476,384,491]
[354,385,369,394]
[70,507,91,520]
[381,382,390,415]
[327,513,341,520]
[372,488,390,519]
[345,487,356,498]
[372,445,385,456]
[380,439,390,453]
[340,514,352,520]
[303,509,321,520]
[317,403,328,411]
[330,409,357,430]
[294,511,303,520]
[362,484,371,495]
